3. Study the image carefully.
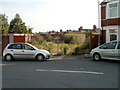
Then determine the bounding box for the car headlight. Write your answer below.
[91,50,94,52]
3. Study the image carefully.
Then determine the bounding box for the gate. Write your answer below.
[90,34,98,51]
[14,35,25,43]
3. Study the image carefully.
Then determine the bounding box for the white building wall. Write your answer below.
[118,0,120,18]
[106,29,110,42]
[118,26,120,41]
[118,0,120,41]
[102,0,120,42]
[103,26,119,42]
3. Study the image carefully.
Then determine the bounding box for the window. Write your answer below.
[110,34,117,41]
[108,3,118,18]
[8,44,22,49]
[100,42,117,49]
[117,42,120,49]
[23,44,35,50]
[109,29,117,41]
[99,43,109,49]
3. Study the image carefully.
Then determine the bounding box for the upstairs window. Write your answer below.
[108,3,118,18]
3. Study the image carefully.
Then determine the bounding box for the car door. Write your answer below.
[8,43,24,58]
[116,41,120,60]
[99,41,117,59]
[21,44,37,59]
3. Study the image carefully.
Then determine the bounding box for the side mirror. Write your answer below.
[99,46,107,49]
[31,48,35,50]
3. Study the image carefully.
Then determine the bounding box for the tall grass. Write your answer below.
[31,33,90,55]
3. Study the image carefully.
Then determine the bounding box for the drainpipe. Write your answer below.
[98,0,101,46]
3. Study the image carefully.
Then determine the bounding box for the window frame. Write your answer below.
[99,41,117,49]
[22,44,35,50]
[117,42,120,49]
[7,44,22,50]
[106,1,118,19]
[109,29,118,41]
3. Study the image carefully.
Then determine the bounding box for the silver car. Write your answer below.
[90,40,120,61]
[3,43,50,61]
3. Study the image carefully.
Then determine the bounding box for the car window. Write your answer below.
[117,42,120,49]
[8,44,22,49]
[99,43,109,49]
[23,44,35,50]
[99,42,117,49]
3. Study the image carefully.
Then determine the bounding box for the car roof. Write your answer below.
[8,43,31,45]
[9,43,29,44]
[108,40,120,42]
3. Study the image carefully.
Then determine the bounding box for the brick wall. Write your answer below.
[2,36,9,51]
[101,6,106,19]
[102,18,120,26]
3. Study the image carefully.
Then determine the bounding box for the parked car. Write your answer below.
[90,40,120,61]
[3,43,50,61]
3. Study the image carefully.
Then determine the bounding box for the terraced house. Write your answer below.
[101,0,120,42]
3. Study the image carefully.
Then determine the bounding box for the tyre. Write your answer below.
[93,53,101,61]
[5,54,13,61]
[36,54,44,61]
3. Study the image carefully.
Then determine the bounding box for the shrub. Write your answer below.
[47,42,57,54]
[74,46,81,55]
[63,46,69,55]
[64,36,73,44]
[80,37,90,50]
[72,37,90,55]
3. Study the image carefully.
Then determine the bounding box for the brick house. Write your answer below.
[101,0,120,42]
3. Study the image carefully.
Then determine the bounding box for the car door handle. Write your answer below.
[11,50,13,51]
[22,51,25,52]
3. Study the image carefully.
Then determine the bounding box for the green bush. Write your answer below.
[63,46,69,55]
[30,33,90,55]
[74,46,81,55]
[80,37,90,50]
[72,37,90,55]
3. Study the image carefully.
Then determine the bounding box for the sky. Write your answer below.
[0,0,103,33]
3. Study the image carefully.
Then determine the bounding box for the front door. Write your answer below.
[99,41,117,59]
[116,41,120,60]
[21,44,36,59]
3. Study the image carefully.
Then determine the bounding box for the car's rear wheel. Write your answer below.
[36,54,44,61]
[5,54,13,61]
[93,53,101,61]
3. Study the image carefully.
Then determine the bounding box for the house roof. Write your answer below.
[102,0,119,2]
[101,0,119,5]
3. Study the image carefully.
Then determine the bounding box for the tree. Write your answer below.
[9,14,28,34]
[0,14,9,36]
[27,27,33,34]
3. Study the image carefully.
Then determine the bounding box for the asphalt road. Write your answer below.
[1,56,120,88]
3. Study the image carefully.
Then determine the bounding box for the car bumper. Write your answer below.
[90,52,93,57]
[46,54,51,59]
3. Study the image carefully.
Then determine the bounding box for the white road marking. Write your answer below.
[0,64,15,66]
[36,69,103,75]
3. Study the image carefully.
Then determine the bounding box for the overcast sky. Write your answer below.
[0,0,103,32]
